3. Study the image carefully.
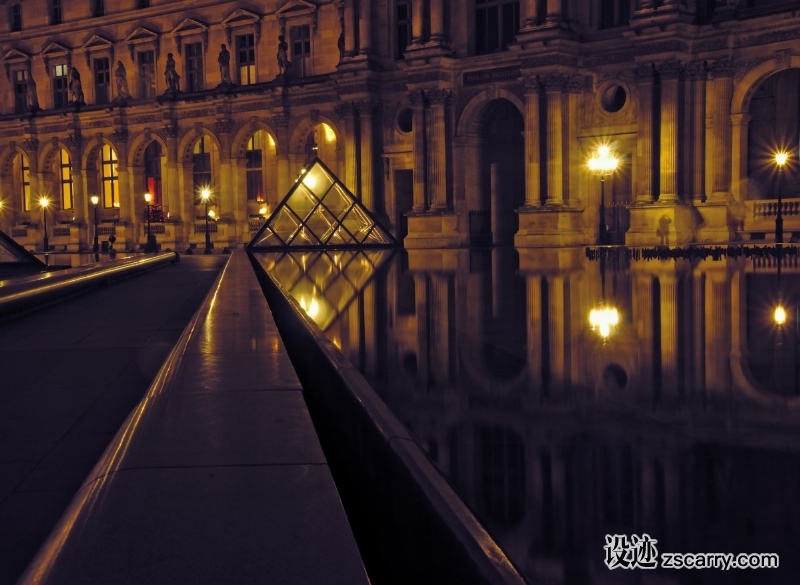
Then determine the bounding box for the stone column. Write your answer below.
[334,103,358,195]
[68,138,87,226]
[491,163,502,244]
[409,90,427,211]
[526,275,543,393]
[730,113,751,203]
[427,89,450,210]
[688,62,707,203]
[565,76,583,205]
[272,113,292,199]
[411,0,425,45]
[658,61,683,203]
[429,273,452,388]
[547,275,565,394]
[358,0,372,55]
[634,64,655,203]
[343,0,357,57]
[692,270,706,399]
[215,119,234,225]
[709,59,733,202]
[544,75,564,205]
[633,270,654,392]
[164,125,180,223]
[430,0,445,42]
[414,273,430,391]
[523,78,542,207]
[521,0,539,27]
[546,0,562,24]
[356,100,377,211]
[705,269,731,397]
[658,270,679,401]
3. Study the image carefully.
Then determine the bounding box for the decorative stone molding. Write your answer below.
[407,70,452,83]
[685,60,708,80]
[163,124,179,139]
[354,99,381,114]
[734,26,800,49]
[81,34,115,69]
[733,56,772,83]
[23,138,40,152]
[775,49,793,70]
[582,50,635,68]
[172,18,209,57]
[541,73,565,93]
[408,90,425,107]
[564,75,585,94]
[271,112,291,128]
[66,133,84,149]
[39,41,72,76]
[426,88,452,104]
[222,9,261,48]
[709,58,735,78]
[519,54,578,69]
[215,119,235,134]
[634,40,689,57]
[633,63,656,81]
[523,76,542,94]
[39,124,69,133]
[656,60,684,79]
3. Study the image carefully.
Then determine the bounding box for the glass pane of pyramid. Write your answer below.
[248,157,396,249]
[286,184,319,223]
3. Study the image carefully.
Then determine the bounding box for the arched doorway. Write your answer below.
[480,99,524,247]
[747,68,800,204]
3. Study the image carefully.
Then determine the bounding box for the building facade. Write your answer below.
[0,0,798,251]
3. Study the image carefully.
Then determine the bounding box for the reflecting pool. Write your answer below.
[255,246,800,584]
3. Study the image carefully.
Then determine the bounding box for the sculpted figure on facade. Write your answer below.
[26,76,39,112]
[165,53,180,92]
[277,36,291,75]
[115,61,131,101]
[69,67,84,105]
[218,44,232,86]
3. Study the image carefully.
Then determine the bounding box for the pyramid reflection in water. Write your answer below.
[253,250,394,331]
[247,157,397,249]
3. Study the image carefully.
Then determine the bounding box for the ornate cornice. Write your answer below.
[541,73,566,92]
[734,26,800,49]
[709,57,735,78]
[685,61,707,79]
[425,88,452,104]
[519,54,578,69]
[407,70,452,84]
[23,138,40,152]
[271,112,291,128]
[333,102,355,118]
[408,90,425,107]
[215,119,234,134]
[656,60,684,79]
[633,63,656,81]
[163,124,179,138]
[634,40,689,57]
[354,99,381,114]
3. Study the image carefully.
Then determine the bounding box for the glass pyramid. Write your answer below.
[0,227,45,278]
[251,249,394,331]
[247,157,397,249]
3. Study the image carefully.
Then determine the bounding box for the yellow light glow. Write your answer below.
[259,206,268,216]
[299,296,319,319]
[588,145,619,175]
[90,195,99,205]
[775,151,789,168]
[200,188,211,203]
[589,305,620,339]
[268,134,275,147]
[39,196,50,209]
[322,123,336,143]
[775,305,787,326]
[144,192,152,204]
[208,209,216,219]
[302,173,317,190]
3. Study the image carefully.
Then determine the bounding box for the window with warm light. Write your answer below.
[144,141,162,207]
[236,34,256,85]
[101,144,119,208]
[19,153,32,212]
[247,131,264,202]
[193,136,212,203]
[60,149,74,210]
[13,69,28,115]
[53,64,69,108]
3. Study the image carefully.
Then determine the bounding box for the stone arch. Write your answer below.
[38,138,73,176]
[128,130,169,168]
[177,126,222,165]
[456,88,525,137]
[0,142,30,176]
[289,114,342,156]
[81,135,122,174]
[231,119,278,160]
[731,55,800,202]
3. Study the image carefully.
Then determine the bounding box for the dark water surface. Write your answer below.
[256,247,800,584]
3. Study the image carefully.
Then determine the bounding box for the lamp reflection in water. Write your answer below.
[589,253,620,341]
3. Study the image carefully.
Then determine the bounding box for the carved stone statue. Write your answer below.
[277,35,291,76]
[164,53,180,92]
[26,76,39,112]
[115,61,131,101]
[69,67,84,105]
[218,44,232,86]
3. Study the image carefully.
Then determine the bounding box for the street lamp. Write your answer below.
[200,188,212,254]
[39,196,50,252]
[144,192,157,253]
[774,151,789,244]
[588,145,619,245]
[90,195,99,253]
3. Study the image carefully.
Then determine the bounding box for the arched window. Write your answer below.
[144,141,162,207]
[101,145,119,208]
[246,131,264,202]
[59,149,74,210]
[193,136,211,203]
[19,154,31,211]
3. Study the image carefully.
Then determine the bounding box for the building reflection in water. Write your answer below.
[254,248,800,584]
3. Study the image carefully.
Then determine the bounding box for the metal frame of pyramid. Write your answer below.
[246,156,398,250]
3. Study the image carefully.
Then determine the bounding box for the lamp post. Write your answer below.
[90,195,99,253]
[774,151,789,244]
[588,145,619,246]
[144,192,157,253]
[39,196,50,252]
[201,188,212,254]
